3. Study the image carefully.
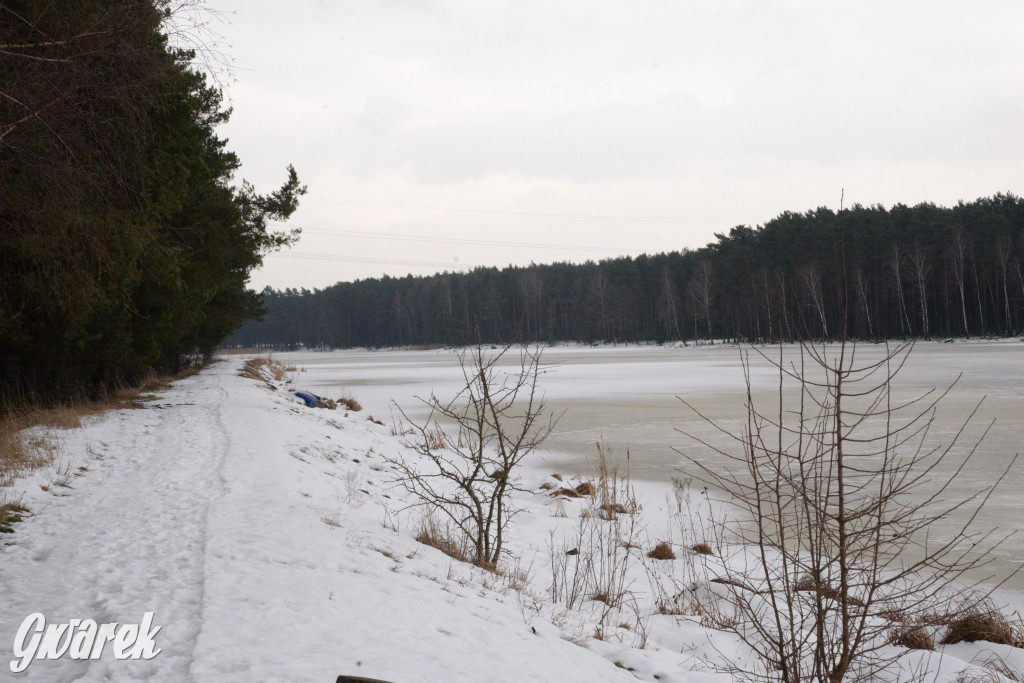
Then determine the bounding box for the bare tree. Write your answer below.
[389,341,556,568]
[853,267,874,339]
[676,210,1019,680]
[994,234,1014,334]
[799,263,829,339]
[949,228,971,337]
[908,243,931,339]
[589,268,609,341]
[888,245,912,337]
[657,266,683,340]
[689,260,715,343]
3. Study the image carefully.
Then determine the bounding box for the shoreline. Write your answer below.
[1,357,1021,681]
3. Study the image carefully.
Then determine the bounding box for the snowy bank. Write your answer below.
[1,358,1021,682]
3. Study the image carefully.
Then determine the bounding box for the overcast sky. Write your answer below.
[200,0,1024,291]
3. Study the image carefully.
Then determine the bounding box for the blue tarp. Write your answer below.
[294,391,323,407]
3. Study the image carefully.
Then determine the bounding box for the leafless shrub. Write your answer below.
[548,442,646,640]
[673,203,1023,680]
[549,523,595,610]
[697,600,742,631]
[593,443,640,518]
[677,331,1019,681]
[389,339,556,568]
[640,475,726,621]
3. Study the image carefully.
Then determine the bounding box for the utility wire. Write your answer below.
[303,196,727,225]
[290,226,636,253]
[272,251,478,269]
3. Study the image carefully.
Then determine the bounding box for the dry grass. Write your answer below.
[710,576,757,593]
[0,497,30,534]
[889,623,934,651]
[941,602,1022,647]
[969,654,1024,682]
[599,502,630,517]
[696,600,742,631]
[415,515,470,564]
[647,542,676,560]
[794,574,865,607]
[548,481,596,499]
[955,655,1024,683]
[1,365,203,487]
[337,396,362,412]
[424,424,447,449]
[691,542,714,556]
[1,368,199,485]
[239,356,287,383]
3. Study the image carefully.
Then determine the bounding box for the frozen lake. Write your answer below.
[277,340,1024,596]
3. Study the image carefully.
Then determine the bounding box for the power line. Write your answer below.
[292,226,636,253]
[303,196,727,225]
[271,251,477,269]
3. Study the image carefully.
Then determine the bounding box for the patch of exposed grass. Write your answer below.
[647,541,676,560]
[889,623,934,651]
[372,546,398,561]
[2,364,205,486]
[337,396,362,412]
[415,515,469,564]
[239,356,287,383]
[0,498,29,534]
[321,515,343,528]
[941,601,1023,647]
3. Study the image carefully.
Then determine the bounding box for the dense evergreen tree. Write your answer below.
[1,1,304,401]
[228,195,1024,349]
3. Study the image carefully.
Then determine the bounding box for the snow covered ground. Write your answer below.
[1,355,1021,681]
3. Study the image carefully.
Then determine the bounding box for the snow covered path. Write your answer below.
[0,369,232,680]
[0,361,650,682]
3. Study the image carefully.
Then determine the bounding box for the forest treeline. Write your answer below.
[228,194,1024,349]
[1,1,303,403]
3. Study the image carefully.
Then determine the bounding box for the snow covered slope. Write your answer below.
[2,358,1021,682]
[0,360,657,681]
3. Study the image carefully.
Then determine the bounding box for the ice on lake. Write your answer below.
[279,340,1024,597]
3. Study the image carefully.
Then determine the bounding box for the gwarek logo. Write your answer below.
[10,612,162,673]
